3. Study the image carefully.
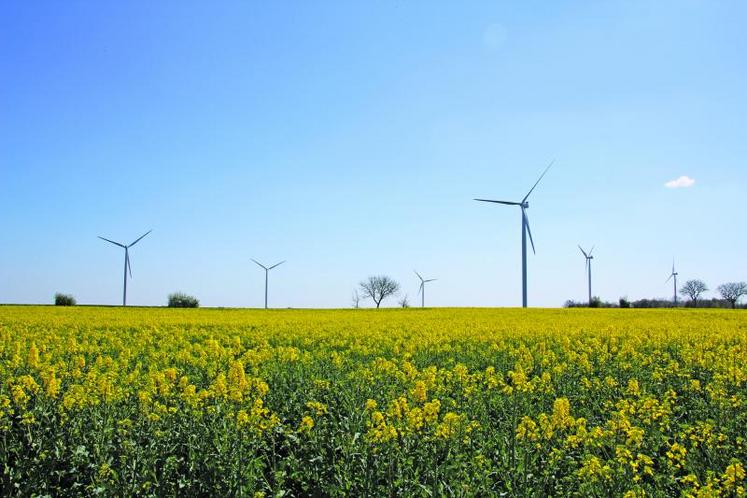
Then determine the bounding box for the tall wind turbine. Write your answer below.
[98,230,152,306]
[251,259,285,309]
[578,245,595,306]
[665,260,679,306]
[414,271,437,308]
[474,161,554,307]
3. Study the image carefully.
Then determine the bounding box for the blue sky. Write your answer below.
[1,1,745,308]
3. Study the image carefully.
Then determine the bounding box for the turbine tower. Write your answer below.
[98,230,152,306]
[578,245,595,306]
[251,259,285,309]
[474,161,554,307]
[665,260,679,306]
[414,271,437,308]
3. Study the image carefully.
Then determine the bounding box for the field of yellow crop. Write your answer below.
[1,306,746,496]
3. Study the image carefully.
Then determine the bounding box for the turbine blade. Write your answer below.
[418,282,424,295]
[424,279,437,283]
[251,259,267,270]
[523,209,536,255]
[589,245,595,257]
[522,160,555,203]
[474,199,521,206]
[414,270,423,282]
[578,245,588,258]
[98,236,126,248]
[665,274,673,284]
[268,260,285,270]
[126,251,132,278]
[129,230,152,247]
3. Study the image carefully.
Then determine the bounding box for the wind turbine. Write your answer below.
[98,230,152,306]
[474,161,554,307]
[251,259,285,309]
[578,245,595,306]
[665,260,679,306]
[414,271,437,308]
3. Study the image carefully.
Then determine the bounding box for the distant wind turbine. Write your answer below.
[414,271,437,308]
[665,260,679,306]
[98,230,152,306]
[474,161,554,307]
[578,245,595,306]
[251,259,285,309]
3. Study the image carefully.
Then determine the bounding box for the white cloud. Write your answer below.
[664,176,695,189]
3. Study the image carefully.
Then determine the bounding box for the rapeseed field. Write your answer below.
[1,306,745,496]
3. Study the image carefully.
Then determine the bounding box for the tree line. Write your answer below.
[54,276,746,309]
[565,280,747,309]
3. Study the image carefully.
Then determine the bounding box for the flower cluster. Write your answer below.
[0,306,745,496]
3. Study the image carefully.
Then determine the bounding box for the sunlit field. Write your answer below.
[1,306,745,496]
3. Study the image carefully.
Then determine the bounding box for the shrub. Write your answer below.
[564,298,616,308]
[54,293,76,306]
[398,295,410,308]
[168,292,199,308]
[619,297,631,308]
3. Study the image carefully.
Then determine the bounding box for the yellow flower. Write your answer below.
[163,368,178,383]
[551,397,574,430]
[423,399,440,425]
[298,416,314,433]
[27,342,40,369]
[626,379,641,397]
[681,473,699,488]
[516,416,539,442]
[411,380,427,403]
[723,462,745,489]
[237,410,250,426]
[366,409,399,444]
[509,367,534,393]
[45,370,61,398]
[578,455,612,482]
[227,361,248,401]
[21,412,36,426]
[211,374,228,399]
[306,401,328,416]
[406,407,424,431]
[666,442,687,469]
[435,412,464,439]
[11,385,28,406]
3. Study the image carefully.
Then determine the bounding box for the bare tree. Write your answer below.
[351,290,360,309]
[398,294,410,308]
[359,275,400,308]
[717,282,747,309]
[680,279,708,307]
